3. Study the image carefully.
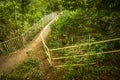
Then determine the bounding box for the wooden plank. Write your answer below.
[50,38,120,51]
[52,50,120,60]
[55,63,95,68]
[47,58,53,66]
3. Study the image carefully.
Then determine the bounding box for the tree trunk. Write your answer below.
[21,0,24,30]
[12,0,17,29]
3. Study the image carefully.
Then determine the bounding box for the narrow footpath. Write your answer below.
[0,15,62,80]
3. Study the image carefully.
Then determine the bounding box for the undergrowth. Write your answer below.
[47,10,120,80]
[60,53,120,80]
[0,58,44,80]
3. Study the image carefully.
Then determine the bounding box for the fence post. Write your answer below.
[3,42,9,54]
[46,48,53,66]
[21,34,25,47]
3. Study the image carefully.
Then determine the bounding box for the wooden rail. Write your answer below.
[52,50,120,60]
[55,63,95,68]
[50,37,120,67]
[50,37,120,51]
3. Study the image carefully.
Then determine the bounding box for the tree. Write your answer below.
[0,0,51,42]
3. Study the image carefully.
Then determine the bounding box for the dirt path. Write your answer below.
[0,29,43,73]
[0,16,61,80]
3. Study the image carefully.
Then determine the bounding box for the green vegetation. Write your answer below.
[46,0,120,80]
[0,58,44,80]
[57,50,120,80]
[0,0,120,80]
[48,9,120,48]
[0,0,52,42]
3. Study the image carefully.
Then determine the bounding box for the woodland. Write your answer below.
[0,0,120,80]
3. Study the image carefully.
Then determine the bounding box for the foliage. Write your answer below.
[0,0,52,42]
[46,0,120,80]
[62,65,119,80]
[0,0,120,79]
[47,1,120,48]
[0,58,44,80]
[47,0,120,11]
[61,53,120,80]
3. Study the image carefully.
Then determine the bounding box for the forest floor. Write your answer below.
[0,17,62,80]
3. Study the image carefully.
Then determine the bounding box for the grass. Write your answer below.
[57,51,120,80]
[0,58,44,80]
[46,10,120,80]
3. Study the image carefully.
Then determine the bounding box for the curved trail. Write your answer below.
[0,15,57,76]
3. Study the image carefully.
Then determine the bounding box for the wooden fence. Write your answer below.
[41,34,120,68]
[0,12,57,55]
[37,12,120,68]
[39,13,120,67]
